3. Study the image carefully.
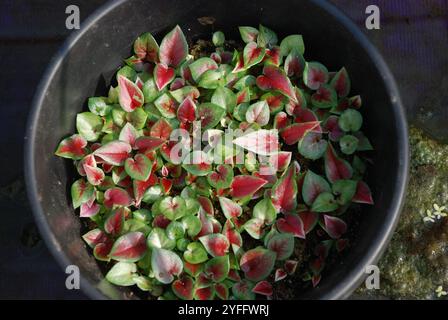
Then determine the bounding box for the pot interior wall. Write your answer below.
[29,0,406,299]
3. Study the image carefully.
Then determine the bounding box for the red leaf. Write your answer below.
[55,134,87,160]
[177,96,197,123]
[198,196,214,216]
[93,240,113,261]
[199,234,230,257]
[104,187,133,208]
[150,118,173,140]
[82,228,108,248]
[284,260,299,274]
[83,164,105,186]
[219,197,242,219]
[271,164,297,213]
[154,63,175,91]
[94,141,132,166]
[323,215,347,239]
[264,46,281,66]
[324,115,344,141]
[159,25,188,68]
[222,220,242,247]
[161,178,173,194]
[280,121,320,145]
[230,175,267,199]
[194,286,215,300]
[256,65,297,102]
[80,201,100,218]
[277,213,305,238]
[330,67,351,98]
[252,280,273,296]
[240,247,276,282]
[118,75,144,112]
[153,214,171,229]
[119,123,138,148]
[273,111,289,130]
[228,269,241,282]
[196,210,214,238]
[275,268,287,282]
[324,144,353,183]
[172,275,194,300]
[352,180,374,204]
[233,129,279,156]
[268,151,292,172]
[133,172,157,206]
[299,211,319,234]
[104,208,126,235]
[110,232,147,262]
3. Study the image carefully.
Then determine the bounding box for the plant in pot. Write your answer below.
[54,24,374,300]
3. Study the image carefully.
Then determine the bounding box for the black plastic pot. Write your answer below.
[25,0,408,299]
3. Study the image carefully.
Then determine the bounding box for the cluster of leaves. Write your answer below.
[55,25,374,299]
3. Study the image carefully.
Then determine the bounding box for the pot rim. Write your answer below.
[24,0,409,300]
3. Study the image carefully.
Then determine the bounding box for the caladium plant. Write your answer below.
[55,25,374,299]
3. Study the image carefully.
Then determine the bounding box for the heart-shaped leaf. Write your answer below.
[299,211,319,234]
[252,280,273,296]
[338,109,363,132]
[352,180,374,204]
[277,213,305,238]
[151,248,183,284]
[197,196,213,216]
[332,179,357,205]
[311,192,338,212]
[183,151,212,176]
[118,75,144,112]
[150,118,173,140]
[211,86,237,113]
[133,32,159,62]
[322,215,347,239]
[253,198,276,224]
[159,25,188,68]
[159,196,187,221]
[105,262,137,286]
[271,164,297,213]
[311,84,337,109]
[218,197,242,219]
[232,280,255,299]
[246,101,270,126]
[324,144,353,183]
[230,175,267,199]
[172,275,194,300]
[104,207,126,235]
[124,153,152,181]
[239,26,259,43]
[76,112,102,142]
[268,151,292,173]
[280,34,305,56]
[119,122,139,147]
[182,215,203,238]
[204,255,230,282]
[284,48,305,77]
[303,62,329,90]
[194,286,215,300]
[207,164,234,190]
[154,63,175,90]
[189,57,218,82]
[135,136,165,154]
[110,231,147,262]
[243,218,265,239]
[273,111,289,130]
[330,67,351,98]
[240,247,276,281]
[284,259,299,274]
[324,115,344,142]
[280,121,320,145]
[104,187,133,208]
[197,103,226,130]
[177,97,197,123]
[222,220,242,247]
[199,233,230,257]
[256,65,297,102]
[71,178,94,209]
[184,242,208,264]
[275,268,287,282]
[233,129,279,156]
[94,141,132,166]
[154,92,178,119]
[214,283,229,300]
[93,240,113,261]
[82,228,108,248]
[55,134,87,160]
[257,24,278,48]
[267,233,294,260]
[264,46,281,66]
[243,42,266,69]
[147,227,176,250]
[302,170,331,206]
[83,164,105,186]
[298,131,328,160]
[184,261,203,277]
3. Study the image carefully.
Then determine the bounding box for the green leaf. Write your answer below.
[280,35,305,56]
[184,242,208,264]
[128,107,148,130]
[332,179,357,205]
[338,109,363,132]
[182,215,202,237]
[71,179,94,209]
[239,26,259,43]
[88,97,110,116]
[154,92,177,119]
[207,164,234,190]
[243,218,265,239]
[105,262,137,286]
[197,103,226,130]
[189,57,219,83]
[211,86,237,113]
[302,170,331,206]
[124,153,152,181]
[198,69,223,89]
[257,24,278,48]
[311,192,338,212]
[339,134,359,155]
[76,112,103,142]
[212,31,225,47]
[298,132,328,160]
[159,196,187,221]
[147,227,176,250]
[166,221,185,240]
[246,101,270,126]
[253,198,276,224]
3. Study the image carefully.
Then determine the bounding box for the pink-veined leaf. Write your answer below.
[324,143,353,183]
[55,134,87,160]
[240,247,276,282]
[256,65,297,102]
[133,32,159,62]
[276,213,305,239]
[267,233,294,260]
[150,118,173,140]
[135,136,165,153]
[264,46,281,66]
[228,269,241,282]
[94,141,132,166]
[280,121,320,145]
[275,268,287,282]
[268,151,292,172]
[71,178,94,209]
[230,175,267,199]
[194,286,215,300]
[330,67,351,98]
[322,215,347,239]
[172,275,194,300]
[299,211,319,234]
[214,283,229,300]
[239,26,259,43]
[243,42,266,69]
[352,180,374,204]
[82,228,108,248]
[104,187,133,208]
[243,218,265,239]
[197,103,226,130]
[118,75,144,112]
[246,101,270,126]
[154,63,175,91]
[273,111,290,130]
[159,25,188,68]
[284,260,299,274]
[311,84,337,109]
[93,240,113,261]
[271,164,297,213]
[252,280,273,296]
[119,122,139,148]
[189,57,218,82]
[303,62,329,90]
[233,129,279,156]
[110,231,147,262]
[80,200,100,218]
[177,96,197,123]
[324,115,344,142]
[207,164,233,190]
[199,233,230,257]
[83,164,105,186]
[133,172,157,206]
[204,255,230,282]
[104,207,126,236]
[124,153,152,181]
[151,247,183,284]
[218,197,242,219]
[222,220,242,248]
